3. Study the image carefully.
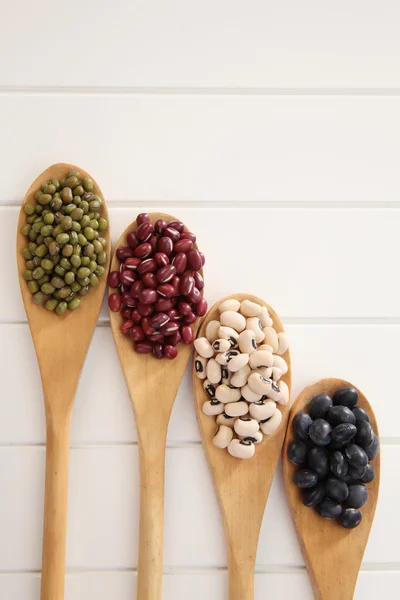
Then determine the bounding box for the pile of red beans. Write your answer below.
[108,213,207,359]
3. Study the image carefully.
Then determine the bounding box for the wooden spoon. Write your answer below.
[109,213,203,600]
[16,163,111,600]
[193,294,291,600]
[283,378,380,600]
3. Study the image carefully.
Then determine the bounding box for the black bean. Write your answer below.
[360,463,375,483]
[288,441,308,465]
[293,469,318,489]
[327,439,347,451]
[332,386,358,408]
[347,464,367,479]
[293,413,313,442]
[330,451,348,479]
[309,394,333,420]
[355,421,374,449]
[308,447,330,479]
[340,508,362,529]
[332,423,357,445]
[324,477,349,502]
[327,405,356,426]
[352,407,370,423]
[345,444,368,468]
[346,483,368,508]
[309,419,332,446]
[302,484,325,508]
[316,497,343,520]
[365,434,380,461]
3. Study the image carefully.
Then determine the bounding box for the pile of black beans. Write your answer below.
[288,387,379,529]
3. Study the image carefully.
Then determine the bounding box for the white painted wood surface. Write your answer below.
[1,2,399,598]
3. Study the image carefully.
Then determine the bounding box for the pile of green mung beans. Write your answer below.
[21,169,108,315]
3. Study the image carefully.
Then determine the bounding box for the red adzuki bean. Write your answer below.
[180,231,196,243]
[137,258,157,275]
[153,343,164,359]
[174,239,193,253]
[167,309,179,321]
[188,287,201,304]
[136,213,150,226]
[166,331,182,346]
[185,312,197,324]
[172,252,187,275]
[121,308,132,320]
[134,341,153,353]
[131,280,144,298]
[178,301,192,316]
[116,246,134,261]
[199,251,205,266]
[121,292,136,307]
[154,252,169,267]
[142,317,156,336]
[155,298,175,312]
[138,302,154,317]
[139,288,157,305]
[168,220,185,233]
[124,257,141,271]
[151,312,170,328]
[196,297,208,316]
[164,345,178,359]
[131,309,142,323]
[187,249,202,271]
[134,242,152,259]
[147,332,164,342]
[158,236,173,255]
[179,273,195,296]
[154,219,167,234]
[181,325,194,344]
[156,264,176,283]
[193,271,204,290]
[141,272,157,289]
[126,231,139,249]
[129,326,145,342]
[120,319,134,334]
[120,270,136,287]
[108,293,122,312]
[108,271,120,288]
[149,235,158,252]
[157,283,178,298]
[136,221,153,242]
[161,321,180,335]
[164,226,180,243]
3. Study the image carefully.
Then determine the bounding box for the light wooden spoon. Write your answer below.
[193,293,291,600]
[109,213,203,600]
[283,378,380,600]
[16,163,111,600]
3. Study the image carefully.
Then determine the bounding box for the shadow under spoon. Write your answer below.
[16,163,111,600]
[283,378,380,600]
[193,293,291,600]
[109,213,203,600]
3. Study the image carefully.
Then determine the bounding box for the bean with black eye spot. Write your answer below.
[330,451,348,478]
[324,477,349,502]
[332,386,358,408]
[331,423,357,445]
[307,447,330,478]
[309,419,332,446]
[345,444,368,468]
[309,394,333,420]
[293,413,313,442]
[293,469,318,489]
[302,484,325,508]
[288,441,308,465]
[327,405,356,426]
[355,420,374,448]
[365,434,379,460]
[316,497,343,520]
[346,483,368,509]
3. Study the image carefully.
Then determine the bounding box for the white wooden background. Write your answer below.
[1,1,399,598]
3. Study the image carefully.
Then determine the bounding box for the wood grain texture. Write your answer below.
[109,213,203,600]
[283,378,380,600]
[193,294,291,600]
[16,163,111,600]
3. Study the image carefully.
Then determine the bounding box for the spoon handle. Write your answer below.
[227,550,255,600]
[40,414,71,600]
[137,437,167,600]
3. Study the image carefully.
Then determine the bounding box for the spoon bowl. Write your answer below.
[16,163,110,600]
[109,213,203,600]
[193,293,291,600]
[283,378,380,600]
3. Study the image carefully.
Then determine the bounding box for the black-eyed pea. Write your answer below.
[203,378,217,399]
[225,400,249,417]
[239,299,262,317]
[271,367,283,381]
[249,399,277,421]
[247,372,271,396]
[205,320,221,343]
[227,353,249,372]
[230,364,251,387]
[262,326,279,352]
[228,438,255,459]
[252,377,283,403]
[215,384,241,404]
[194,354,207,379]
[218,326,239,348]
[221,366,232,386]
[215,350,240,366]
[233,416,259,437]
[216,413,235,428]
[260,409,282,434]
[277,332,289,355]
[257,344,273,353]
[203,399,224,416]
[238,330,257,354]
[213,425,234,448]
[246,317,265,343]
[276,380,290,406]
[220,310,246,332]
[249,350,274,369]
[253,366,273,379]
[206,358,222,384]
[273,355,288,376]
[241,384,263,403]
[240,431,263,444]
[218,298,241,312]
[194,337,214,358]
[259,306,273,327]
[212,338,231,353]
